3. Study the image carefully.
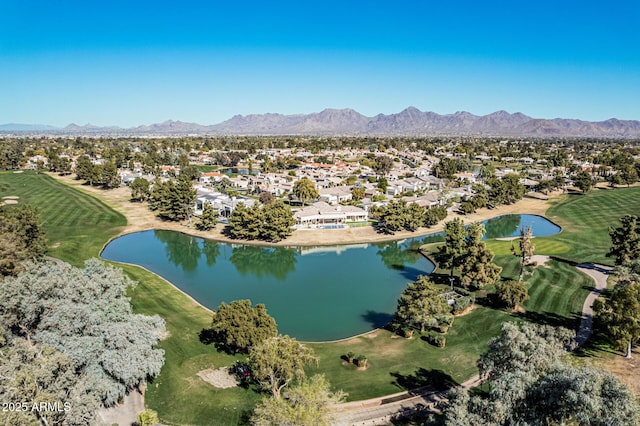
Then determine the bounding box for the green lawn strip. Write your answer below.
[545,187,640,265]
[308,306,513,400]
[0,171,126,266]
[120,264,261,426]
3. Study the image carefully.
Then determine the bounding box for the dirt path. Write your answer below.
[95,389,145,426]
[574,263,613,347]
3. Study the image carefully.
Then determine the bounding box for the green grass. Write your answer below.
[4,172,639,425]
[0,171,126,265]
[543,187,640,265]
[122,265,261,426]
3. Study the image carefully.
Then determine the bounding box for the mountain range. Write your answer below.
[3,107,640,137]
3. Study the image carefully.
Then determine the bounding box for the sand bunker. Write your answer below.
[2,196,20,199]
[197,367,239,389]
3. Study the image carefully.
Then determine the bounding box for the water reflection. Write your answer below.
[229,245,298,280]
[155,230,201,271]
[483,215,521,239]
[201,240,220,267]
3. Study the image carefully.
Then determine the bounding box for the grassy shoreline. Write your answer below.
[4,171,639,425]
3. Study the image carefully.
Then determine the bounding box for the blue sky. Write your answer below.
[1,0,639,127]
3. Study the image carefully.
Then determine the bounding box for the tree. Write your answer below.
[478,322,576,381]
[150,176,196,225]
[228,201,295,242]
[130,177,151,201]
[373,155,394,176]
[0,260,165,408]
[260,200,296,242]
[210,300,277,353]
[594,277,640,358]
[196,203,217,231]
[433,157,458,179]
[292,177,318,205]
[511,225,536,280]
[424,205,447,227]
[620,164,639,187]
[607,215,640,265]
[100,161,120,188]
[495,280,529,309]
[574,170,593,193]
[258,191,274,205]
[377,176,388,193]
[405,202,426,231]
[395,276,451,333]
[248,335,318,398]
[351,186,365,200]
[180,165,201,181]
[438,218,466,278]
[447,323,640,426]
[228,203,263,240]
[74,155,95,183]
[250,374,346,426]
[459,223,502,289]
[0,204,47,276]
[501,173,526,204]
[0,334,93,425]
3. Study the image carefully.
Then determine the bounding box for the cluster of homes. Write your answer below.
[26,145,590,230]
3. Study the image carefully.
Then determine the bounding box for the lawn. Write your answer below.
[0,171,126,265]
[121,265,261,425]
[3,172,637,425]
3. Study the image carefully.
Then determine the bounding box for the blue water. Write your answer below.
[101,214,560,341]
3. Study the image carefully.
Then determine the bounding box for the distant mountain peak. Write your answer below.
[3,108,639,137]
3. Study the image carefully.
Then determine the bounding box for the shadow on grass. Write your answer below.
[390,368,458,393]
[361,310,395,329]
[199,328,217,345]
[518,310,582,330]
[198,328,246,355]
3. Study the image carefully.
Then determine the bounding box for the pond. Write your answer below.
[101,214,560,341]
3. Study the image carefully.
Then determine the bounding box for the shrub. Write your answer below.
[453,295,475,313]
[346,351,355,364]
[355,355,368,367]
[426,334,446,348]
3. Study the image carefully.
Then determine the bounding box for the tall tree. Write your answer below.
[460,222,502,289]
[512,225,536,280]
[607,215,640,265]
[594,276,640,358]
[151,176,196,225]
[228,203,263,240]
[260,200,296,242]
[495,280,529,310]
[250,374,346,426]
[130,176,151,201]
[196,203,217,231]
[395,276,451,333]
[292,177,318,205]
[210,300,277,353]
[248,335,318,398]
[438,218,467,278]
[373,155,394,176]
[574,170,593,193]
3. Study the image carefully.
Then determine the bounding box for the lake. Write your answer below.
[101,214,560,341]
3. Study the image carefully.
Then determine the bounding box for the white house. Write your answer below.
[293,202,368,229]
